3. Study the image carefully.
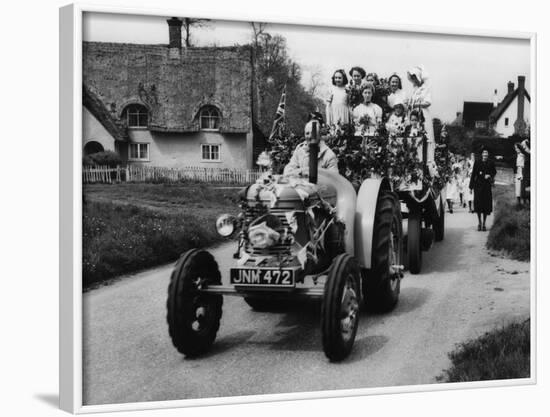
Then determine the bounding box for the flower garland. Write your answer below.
[325,125,424,190]
[264,121,452,192]
[239,173,343,269]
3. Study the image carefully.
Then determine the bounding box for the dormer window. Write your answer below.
[123,104,149,128]
[200,106,221,130]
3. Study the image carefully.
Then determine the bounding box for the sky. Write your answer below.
[83,12,531,123]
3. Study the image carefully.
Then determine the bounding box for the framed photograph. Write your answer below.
[60,3,536,413]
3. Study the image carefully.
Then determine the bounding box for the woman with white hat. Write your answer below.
[407,65,435,164]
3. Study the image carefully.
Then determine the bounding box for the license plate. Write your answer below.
[230,268,295,287]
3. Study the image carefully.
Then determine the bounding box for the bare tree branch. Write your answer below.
[307,66,324,97]
[182,18,211,47]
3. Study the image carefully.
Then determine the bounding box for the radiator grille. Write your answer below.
[245,208,293,256]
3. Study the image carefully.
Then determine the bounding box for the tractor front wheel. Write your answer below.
[167,249,223,357]
[321,254,361,362]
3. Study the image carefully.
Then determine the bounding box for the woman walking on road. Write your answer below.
[469,148,496,231]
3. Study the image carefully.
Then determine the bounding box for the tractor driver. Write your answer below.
[283,115,339,176]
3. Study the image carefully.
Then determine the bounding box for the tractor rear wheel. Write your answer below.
[434,196,445,242]
[321,253,361,362]
[167,249,223,357]
[363,191,403,312]
[408,211,422,274]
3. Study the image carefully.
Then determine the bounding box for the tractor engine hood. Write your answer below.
[245,175,337,209]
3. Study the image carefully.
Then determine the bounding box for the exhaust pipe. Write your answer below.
[309,120,319,184]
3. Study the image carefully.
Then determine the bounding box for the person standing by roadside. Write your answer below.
[464,152,475,212]
[520,138,530,205]
[446,172,459,213]
[469,148,496,231]
[514,142,526,206]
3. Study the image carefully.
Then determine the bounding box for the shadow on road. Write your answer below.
[187,330,257,359]
[344,335,389,363]
[414,223,471,274]
[391,287,431,316]
[269,306,322,352]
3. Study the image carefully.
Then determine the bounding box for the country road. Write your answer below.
[83,184,530,406]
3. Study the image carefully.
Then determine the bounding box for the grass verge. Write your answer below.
[486,184,530,261]
[83,183,240,289]
[438,319,530,382]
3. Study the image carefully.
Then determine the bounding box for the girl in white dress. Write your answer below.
[352,84,383,137]
[446,173,459,213]
[326,69,351,127]
[407,65,434,164]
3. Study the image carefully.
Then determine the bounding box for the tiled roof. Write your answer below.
[489,88,531,123]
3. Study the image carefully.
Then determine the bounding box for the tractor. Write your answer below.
[167,121,443,361]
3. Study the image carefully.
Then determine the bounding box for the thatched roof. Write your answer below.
[82,42,254,133]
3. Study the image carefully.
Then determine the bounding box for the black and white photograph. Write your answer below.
[76,9,534,408]
[17,0,542,413]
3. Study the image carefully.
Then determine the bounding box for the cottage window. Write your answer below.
[505,117,509,127]
[200,106,221,130]
[124,104,149,128]
[475,120,487,129]
[128,143,150,161]
[201,144,221,161]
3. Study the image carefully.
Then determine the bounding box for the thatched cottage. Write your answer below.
[82,17,263,169]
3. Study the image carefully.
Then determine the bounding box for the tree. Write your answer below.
[432,117,443,142]
[249,25,321,136]
[307,66,325,97]
[446,124,472,156]
[182,18,210,47]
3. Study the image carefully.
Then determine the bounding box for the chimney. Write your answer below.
[514,75,527,135]
[167,17,183,49]
[507,81,514,95]
[492,89,498,107]
[517,76,526,123]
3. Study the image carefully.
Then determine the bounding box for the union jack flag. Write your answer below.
[269,84,286,140]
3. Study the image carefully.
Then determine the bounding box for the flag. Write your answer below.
[268,84,286,140]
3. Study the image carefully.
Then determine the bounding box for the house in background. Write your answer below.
[461,102,495,130]
[82,17,263,169]
[83,85,128,157]
[456,75,530,138]
[489,76,530,137]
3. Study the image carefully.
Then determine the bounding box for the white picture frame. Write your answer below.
[60,2,537,414]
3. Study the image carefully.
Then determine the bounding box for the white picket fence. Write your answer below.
[83,165,263,184]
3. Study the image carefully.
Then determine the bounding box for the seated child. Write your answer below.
[385,102,408,136]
